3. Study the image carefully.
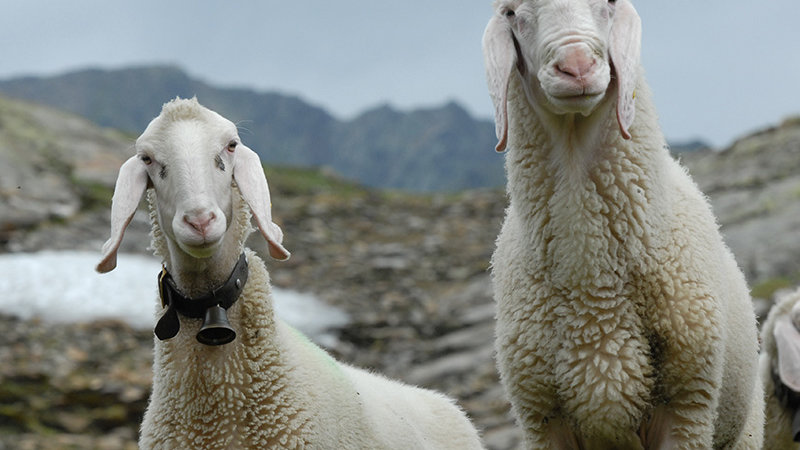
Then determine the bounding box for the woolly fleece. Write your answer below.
[490,71,764,448]
[141,249,485,449]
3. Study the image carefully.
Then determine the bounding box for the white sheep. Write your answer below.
[483,0,763,448]
[96,97,485,449]
[759,287,800,449]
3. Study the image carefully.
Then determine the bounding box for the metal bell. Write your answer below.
[197,305,236,346]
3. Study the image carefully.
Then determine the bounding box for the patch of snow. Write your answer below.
[0,251,348,345]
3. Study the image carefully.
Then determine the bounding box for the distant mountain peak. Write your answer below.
[0,65,504,191]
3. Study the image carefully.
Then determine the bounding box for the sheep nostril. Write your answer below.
[184,212,215,235]
[556,46,596,80]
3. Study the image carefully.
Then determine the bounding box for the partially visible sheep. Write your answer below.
[759,287,800,449]
[483,0,763,448]
[96,97,484,449]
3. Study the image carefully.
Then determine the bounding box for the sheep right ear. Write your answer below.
[608,0,642,140]
[774,315,800,392]
[482,14,517,153]
[96,156,149,273]
[232,145,291,261]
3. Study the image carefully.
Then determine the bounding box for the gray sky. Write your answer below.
[1,1,798,148]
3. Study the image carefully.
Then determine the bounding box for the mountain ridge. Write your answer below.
[0,65,504,191]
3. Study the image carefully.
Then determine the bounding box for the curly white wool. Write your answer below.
[483,1,763,448]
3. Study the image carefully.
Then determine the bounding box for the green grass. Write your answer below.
[751,276,797,299]
[71,178,114,211]
[263,165,365,197]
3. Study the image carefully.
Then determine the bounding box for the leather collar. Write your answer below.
[154,252,248,341]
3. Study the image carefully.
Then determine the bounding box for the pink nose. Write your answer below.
[184,211,216,236]
[556,46,596,80]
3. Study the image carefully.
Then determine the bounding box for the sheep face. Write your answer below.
[484,0,641,150]
[96,97,289,274]
[503,0,613,114]
[135,109,238,259]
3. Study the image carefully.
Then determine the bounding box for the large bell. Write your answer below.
[197,305,236,346]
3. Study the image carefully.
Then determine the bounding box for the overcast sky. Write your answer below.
[1,1,798,148]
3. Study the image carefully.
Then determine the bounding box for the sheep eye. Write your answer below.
[504,9,515,18]
[140,155,153,165]
[227,140,238,152]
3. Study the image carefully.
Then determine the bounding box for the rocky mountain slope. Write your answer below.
[681,116,800,293]
[0,66,504,192]
[0,96,132,247]
[0,94,798,449]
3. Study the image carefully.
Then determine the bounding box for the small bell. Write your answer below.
[197,305,236,346]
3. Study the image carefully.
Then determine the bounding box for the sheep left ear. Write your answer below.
[774,315,800,392]
[608,0,641,140]
[232,145,291,261]
[96,156,149,273]
[482,14,517,153]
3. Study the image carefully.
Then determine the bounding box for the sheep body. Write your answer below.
[142,247,480,449]
[98,97,484,449]
[484,1,763,447]
[759,287,800,449]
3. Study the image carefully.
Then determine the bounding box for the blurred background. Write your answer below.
[0,1,798,448]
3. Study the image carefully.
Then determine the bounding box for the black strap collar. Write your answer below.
[154,252,248,341]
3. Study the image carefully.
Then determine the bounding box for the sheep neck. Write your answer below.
[145,251,313,447]
[153,252,249,343]
[158,252,248,317]
[503,74,657,299]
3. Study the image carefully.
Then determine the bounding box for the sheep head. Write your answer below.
[483,0,641,151]
[96,97,289,273]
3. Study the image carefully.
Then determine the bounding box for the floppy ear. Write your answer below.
[608,0,641,140]
[96,156,149,273]
[774,315,800,392]
[483,14,518,153]
[233,145,290,261]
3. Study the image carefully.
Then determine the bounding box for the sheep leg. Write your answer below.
[652,297,724,448]
[542,417,582,450]
[511,394,576,449]
[727,380,764,450]
[639,405,677,450]
[504,388,581,449]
